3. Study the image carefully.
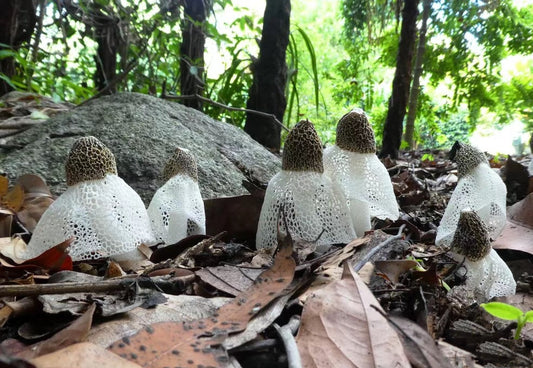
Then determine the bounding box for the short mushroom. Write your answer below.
[323,108,399,237]
[256,119,356,253]
[147,147,205,245]
[449,209,516,302]
[436,142,507,247]
[24,136,156,261]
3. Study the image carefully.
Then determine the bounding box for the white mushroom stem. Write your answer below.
[26,174,156,261]
[147,173,205,245]
[453,249,516,301]
[256,171,356,253]
[324,146,399,236]
[436,163,506,247]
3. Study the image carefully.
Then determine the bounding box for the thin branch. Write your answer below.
[273,321,302,368]
[0,275,184,297]
[353,224,406,272]
[162,93,289,132]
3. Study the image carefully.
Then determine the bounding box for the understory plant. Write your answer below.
[481,302,533,340]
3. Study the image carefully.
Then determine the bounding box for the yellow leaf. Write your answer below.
[0,176,8,197]
[2,185,24,212]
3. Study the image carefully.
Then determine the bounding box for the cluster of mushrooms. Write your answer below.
[22,109,516,303]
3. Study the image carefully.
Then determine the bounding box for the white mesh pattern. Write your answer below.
[457,249,516,301]
[323,146,399,236]
[528,158,533,177]
[256,171,356,253]
[25,174,156,261]
[147,174,205,245]
[436,164,506,247]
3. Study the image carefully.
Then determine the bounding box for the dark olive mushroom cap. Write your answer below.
[282,119,323,173]
[451,210,491,261]
[65,136,117,186]
[162,147,198,182]
[335,109,376,153]
[449,141,488,177]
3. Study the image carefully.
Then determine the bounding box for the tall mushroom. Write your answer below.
[147,147,205,245]
[436,142,507,247]
[449,210,516,302]
[24,136,156,261]
[323,109,399,237]
[256,119,356,253]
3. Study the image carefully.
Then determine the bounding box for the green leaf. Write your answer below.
[480,302,523,321]
[294,25,319,114]
[524,310,533,323]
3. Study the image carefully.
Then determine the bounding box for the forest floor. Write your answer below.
[1,95,533,368]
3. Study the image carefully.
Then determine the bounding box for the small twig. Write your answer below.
[0,275,179,297]
[273,320,302,368]
[0,120,43,130]
[353,224,406,272]
[162,93,289,132]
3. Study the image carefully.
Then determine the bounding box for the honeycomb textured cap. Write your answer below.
[451,210,491,261]
[335,109,376,153]
[450,142,487,177]
[162,147,198,182]
[282,119,323,173]
[65,136,117,186]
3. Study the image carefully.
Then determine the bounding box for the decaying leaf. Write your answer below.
[493,193,533,255]
[15,304,96,360]
[296,262,410,367]
[2,184,24,212]
[31,342,142,368]
[388,316,453,368]
[108,232,295,367]
[375,259,418,284]
[195,265,263,296]
[22,238,74,272]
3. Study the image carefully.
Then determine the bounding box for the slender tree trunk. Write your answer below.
[0,0,37,95]
[180,0,209,111]
[244,0,291,153]
[403,0,431,149]
[379,0,419,159]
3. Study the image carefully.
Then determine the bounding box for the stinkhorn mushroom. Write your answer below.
[323,108,399,237]
[147,147,205,245]
[436,142,507,247]
[24,136,156,261]
[256,119,356,253]
[449,210,516,302]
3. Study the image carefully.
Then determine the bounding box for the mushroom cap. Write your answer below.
[282,119,323,173]
[256,171,356,253]
[147,174,205,245]
[450,210,491,261]
[335,109,376,153]
[66,136,117,186]
[450,141,488,178]
[323,146,399,236]
[162,147,198,182]
[25,174,156,261]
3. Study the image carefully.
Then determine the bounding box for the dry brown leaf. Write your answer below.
[296,262,410,368]
[18,196,55,232]
[0,210,13,237]
[0,176,8,197]
[16,304,96,360]
[493,193,533,254]
[375,259,418,284]
[2,184,24,212]
[0,236,29,263]
[31,342,142,368]
[195,265,263,296]
[388,316,453,368]
[108,233,295,367]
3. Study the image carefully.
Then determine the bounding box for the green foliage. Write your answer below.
[481,302,533,340]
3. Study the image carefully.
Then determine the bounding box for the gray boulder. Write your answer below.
[0,93,281,202]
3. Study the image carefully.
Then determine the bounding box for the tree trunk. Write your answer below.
[244,0,291,153]
[93,19,119,94]
[403,0,431,149]
[379,0,419,159]
[180,0,209,111]
[0,0,37,96]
